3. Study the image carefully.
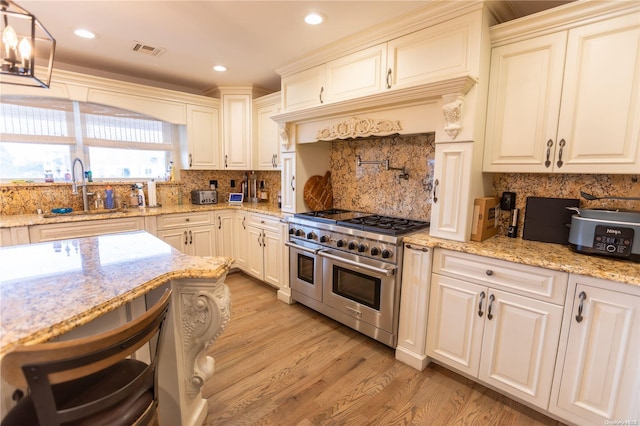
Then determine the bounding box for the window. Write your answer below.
[0,97,177,181]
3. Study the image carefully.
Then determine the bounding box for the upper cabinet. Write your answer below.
[185,103,221,170]
[253,92,282,170]
[484,7,640,174]
[221,90,252,170]
[280,12,481,112]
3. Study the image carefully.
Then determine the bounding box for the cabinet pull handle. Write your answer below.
[319,86,324,104]
[184,230,188,245]
[544,139,553,168]
[575,291,587,323]
[258,232,263,247]
[189,153,193,167]
[242,216,246,230]
[487,294,495,320]
[262,232,266,247]
[478,291,486,317]
[406,244,428,252]
[218,216,222,229]
[189,230,193,245]
[224,154,228,168]
[485,270,493,276]
[386,68,392,89]
[433,179,439,203]
[291,176,295,192]
[556,139,565,168]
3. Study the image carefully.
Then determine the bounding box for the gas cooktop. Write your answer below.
[294,209,430,236]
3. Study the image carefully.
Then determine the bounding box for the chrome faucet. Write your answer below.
[71,158,94,212]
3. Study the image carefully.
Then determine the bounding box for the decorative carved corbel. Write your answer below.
[316,117,402,141]
[279,123,291,150]
[442,94,465,139]
[181,283,231,398]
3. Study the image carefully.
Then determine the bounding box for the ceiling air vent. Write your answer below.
[131,41,166,57]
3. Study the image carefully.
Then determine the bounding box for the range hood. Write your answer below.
[271,75,477,148]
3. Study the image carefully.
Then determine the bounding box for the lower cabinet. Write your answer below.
[156,212,215,257]
[549,275,640,425]
[244,213,283,288]
[426,249,566,410]
[28,217,145,243]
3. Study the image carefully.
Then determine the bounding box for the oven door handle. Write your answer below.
[285,241,321,255]
[318,250,396,276]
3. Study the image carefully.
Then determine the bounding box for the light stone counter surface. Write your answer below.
[404,233,640,287]
[0,202,284,228]
[0,231,233,356]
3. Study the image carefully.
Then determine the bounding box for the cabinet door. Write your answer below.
[396,244,432,369]
[189,226,216,257]
[233,212,249,271]
[281,65,324,111]
[254,95,281,170]
[429,142,473,242]
[222,93,252,169]
[483,33,566,173]
[479,289,563,410]
[262,229,282,288]
[551,283,640,425]
[324,45,387,102]
[280,152,296,213]
[426,274,485,377]
[216,212,234,258]
[246,226,264,280]
[555,12,640,173]
[186,104,221,170]
[157,228,187,253]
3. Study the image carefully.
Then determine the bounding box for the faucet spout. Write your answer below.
[71,158,91,212]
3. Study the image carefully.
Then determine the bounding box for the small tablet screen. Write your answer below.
[229,193,244,203]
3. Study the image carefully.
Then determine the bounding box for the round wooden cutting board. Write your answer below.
[303,171,333,211]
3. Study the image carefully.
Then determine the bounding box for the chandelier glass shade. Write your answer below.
[0,0,55,88]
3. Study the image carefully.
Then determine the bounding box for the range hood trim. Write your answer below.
[272,75,477,145]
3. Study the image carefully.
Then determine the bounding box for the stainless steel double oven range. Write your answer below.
[286,209,429,347]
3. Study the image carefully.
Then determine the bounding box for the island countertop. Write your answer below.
[0,231,233,356]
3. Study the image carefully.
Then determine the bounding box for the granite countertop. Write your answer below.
[404,233,640,287]
[0,202,285,228]
[0,231,233,356]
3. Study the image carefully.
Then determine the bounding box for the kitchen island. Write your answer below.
[0,231,233,426]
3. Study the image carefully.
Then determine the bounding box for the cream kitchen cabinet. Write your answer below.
[233,210,249,271]
[279,143,330,214]
[549,275,640,425]
[221,91,252,170]
[484,9,640,174]
[280,152,296,213]
[426,249,566,410]
[185,103,222,170]
[253,93,282,170]
[245,213,283,288]
[156,212,215,257]
[395,243,432,371]
[215,210,235,259]
[29,217,146,243]
[0,226,29,247]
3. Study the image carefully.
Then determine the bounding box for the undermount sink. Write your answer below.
[43,209,129,218]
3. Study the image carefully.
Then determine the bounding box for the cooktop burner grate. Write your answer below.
[337,215,430,235]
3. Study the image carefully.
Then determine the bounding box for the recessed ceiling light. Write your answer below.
[74,29,95,39]
[304,12,325,25]
[213,65,227,72]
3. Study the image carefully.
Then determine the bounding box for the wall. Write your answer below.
[330,134,436,222]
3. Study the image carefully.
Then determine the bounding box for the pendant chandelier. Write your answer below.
[0,0,55,88]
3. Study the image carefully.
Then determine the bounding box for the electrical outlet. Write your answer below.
[210,180,218,189]
[230,179,235,188]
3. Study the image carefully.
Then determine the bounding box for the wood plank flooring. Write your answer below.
[203,272,565,426]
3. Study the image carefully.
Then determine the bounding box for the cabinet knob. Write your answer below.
[185,218,190,222]
[485,270,493,276]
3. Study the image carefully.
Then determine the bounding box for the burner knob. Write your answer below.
[289,227,296,235]
[320,235,330,243]
[381,249,393,259]
[295,229,305,237]
[347,241,358,250]
[370,246,381,256]
[336,239,346,248]
[307,231,317,240]
[358,243,368,253]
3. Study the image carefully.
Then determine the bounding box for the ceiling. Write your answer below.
[18,1,573,95]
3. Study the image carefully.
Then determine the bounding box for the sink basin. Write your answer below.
[43,209,129,218]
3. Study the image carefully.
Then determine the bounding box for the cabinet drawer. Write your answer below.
[29,217,145,242]
[433,248,567,304]
[248,213,280,232]
[157,212,213,230]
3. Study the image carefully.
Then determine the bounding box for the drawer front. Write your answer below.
[433,248,567,304]
[157,212,213,229]
[29,217,145,242]
[248,213,280,232]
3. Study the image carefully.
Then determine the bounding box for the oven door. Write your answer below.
[319,249,397,333]
[286,240,322,302]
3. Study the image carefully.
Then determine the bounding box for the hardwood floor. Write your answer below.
[203,272,565,425]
